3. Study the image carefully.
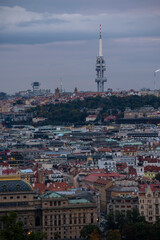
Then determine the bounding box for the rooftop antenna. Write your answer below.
[60,78,62,93]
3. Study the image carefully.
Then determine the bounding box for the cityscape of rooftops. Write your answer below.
[0,1,160,240]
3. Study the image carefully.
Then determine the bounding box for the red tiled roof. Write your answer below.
[95,178,110,185]
[2,169,17,174]
[98,147,112,152]
[31,182,71,194]
[84,172,125,183]
[139,184,160,192]
[122,147,138,152]
[144,166,160,172]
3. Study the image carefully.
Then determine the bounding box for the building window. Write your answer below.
[149,211,152,215]
[35,216,40,226]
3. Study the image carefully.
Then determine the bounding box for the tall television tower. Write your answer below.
[95,25,107,92]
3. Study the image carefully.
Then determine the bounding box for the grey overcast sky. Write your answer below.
[0,0,160,94]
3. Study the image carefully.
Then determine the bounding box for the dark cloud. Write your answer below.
[0,0,160,93]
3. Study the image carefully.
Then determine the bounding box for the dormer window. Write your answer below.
[2,185,6,190]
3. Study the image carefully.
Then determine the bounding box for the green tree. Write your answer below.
[105,212,116,230]
[107,229,121,240]
[89,228,101,240]
[54,231,60,239]
[80,225,101,239]
[0,212,45,240]
[122,225,137,240]
[114,211,126,231]
[0,212,24,240]
[27,231,46,240]
[126,208,145,225]
[134,222,153,240]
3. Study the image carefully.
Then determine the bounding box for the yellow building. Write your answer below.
[144,171,156,180]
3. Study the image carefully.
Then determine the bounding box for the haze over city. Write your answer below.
[0,0,160,94]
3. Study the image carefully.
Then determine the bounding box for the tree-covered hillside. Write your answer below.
[26,95,160,125]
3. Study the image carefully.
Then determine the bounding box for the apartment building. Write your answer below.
[139,184,160,223]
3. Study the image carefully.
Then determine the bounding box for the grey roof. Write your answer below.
[111,186,138,192]
[0,180,32,192]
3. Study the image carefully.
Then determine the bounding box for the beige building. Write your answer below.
[41,191,98,239]
[0,175,98,239]
[107,195,138,215]
[139,184,160,223]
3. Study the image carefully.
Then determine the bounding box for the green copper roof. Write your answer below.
[41,191,63,199]
[69,199,90,204]
[106,139,118,142]
[120,141,142,147]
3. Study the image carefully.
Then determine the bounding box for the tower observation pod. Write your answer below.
[95,25,107,92]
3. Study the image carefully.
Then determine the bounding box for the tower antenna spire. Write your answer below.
[99,24,102,57]
[100,24,102,39]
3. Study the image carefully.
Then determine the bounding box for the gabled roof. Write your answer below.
[139,184,160,192]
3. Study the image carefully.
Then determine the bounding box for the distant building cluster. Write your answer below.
[1,86,160,238]
[0,117,160,238]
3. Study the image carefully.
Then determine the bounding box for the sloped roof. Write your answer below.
[0,180,32,192]
[139,184,160,192]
